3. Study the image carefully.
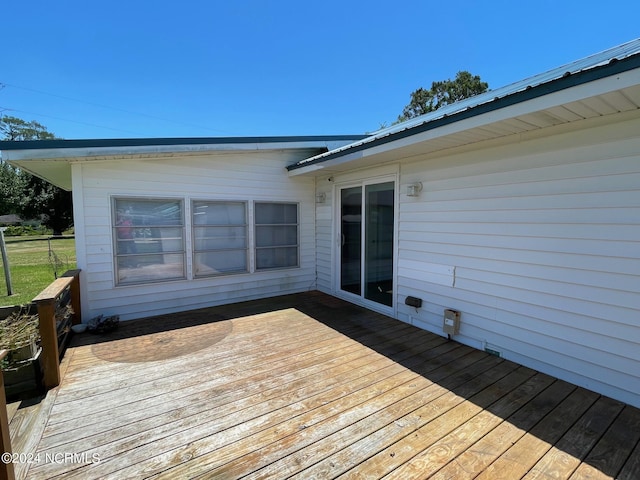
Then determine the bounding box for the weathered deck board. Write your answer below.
[44,318,416,435]
[244,358,525,480]
[474,387,601,480]
[8,291,639,480]
[8,344,76,480]
[382,371,556,480]
[522,396,625,479]
[159,352,501,479]
[568,405,640,480]
[353,365,533,478]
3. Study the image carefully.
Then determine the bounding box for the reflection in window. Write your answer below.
[255,202,299,270]
[113,198,185,285]
[192,201,248,277]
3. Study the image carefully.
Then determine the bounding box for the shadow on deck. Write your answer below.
[10,291,640,479]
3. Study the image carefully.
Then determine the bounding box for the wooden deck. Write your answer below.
[9,291,640,479]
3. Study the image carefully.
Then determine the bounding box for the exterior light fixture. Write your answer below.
[406,182,423,197]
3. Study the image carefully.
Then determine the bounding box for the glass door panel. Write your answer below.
[340,186,362,295]
[339,181,394,308]
[364,182,394,307]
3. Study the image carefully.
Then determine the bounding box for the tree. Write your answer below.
[397,71,489,122]
[21,175,73,236]
[0,161,27,214]
[0,116,55,141]
[0,115,73,235]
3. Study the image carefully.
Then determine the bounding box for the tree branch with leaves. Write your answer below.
[397,71,489,123]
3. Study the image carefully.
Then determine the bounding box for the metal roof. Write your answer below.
[0,135,368,191]
[0,135,367,152]
[288,38,640,171]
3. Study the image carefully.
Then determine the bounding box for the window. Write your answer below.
[192,201,248,277]
[254,202,299,270]
[112,198,299,285]
[113,198,185,285]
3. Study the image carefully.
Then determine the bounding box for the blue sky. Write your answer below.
[2,1,639,139]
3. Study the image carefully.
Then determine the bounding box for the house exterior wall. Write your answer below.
[72,150,316,321]
[317,114,640,408]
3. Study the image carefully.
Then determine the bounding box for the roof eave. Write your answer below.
[287,49,640,173]
[0,135,367,152]
[0,135,367,191]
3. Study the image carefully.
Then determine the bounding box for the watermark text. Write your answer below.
[1,452,100,465]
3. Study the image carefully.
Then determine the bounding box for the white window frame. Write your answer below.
[191,200,249,277]
[254,201,300,270]
[112,196,186,286]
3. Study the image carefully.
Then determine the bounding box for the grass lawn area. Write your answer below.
[0,237,76,307]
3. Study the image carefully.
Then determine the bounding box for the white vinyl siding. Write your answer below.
[392,117,640,407]
[314,178,334,295]
[75,150,317,322]
[315,115,640,408]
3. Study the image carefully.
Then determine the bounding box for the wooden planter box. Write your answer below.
[3,348,43,401]
[7,337,39,363]
[0,308,73,402]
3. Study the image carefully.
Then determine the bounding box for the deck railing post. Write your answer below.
[32,269,81,390]
[35,299,61,389]
[0,350,16,480]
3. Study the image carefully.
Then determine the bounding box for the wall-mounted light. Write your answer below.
[315,192,326,203]
[406,182,423,197]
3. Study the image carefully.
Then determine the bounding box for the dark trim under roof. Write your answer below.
[287,42,640,171]
[0,135,368,151]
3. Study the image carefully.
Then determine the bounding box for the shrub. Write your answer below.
[2,225,48,236]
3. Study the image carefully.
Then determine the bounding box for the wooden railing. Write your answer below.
[0,349,15,480]
[0,270,80,479]
[32,269,81,389]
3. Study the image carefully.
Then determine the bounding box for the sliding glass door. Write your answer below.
[339,181,395,308]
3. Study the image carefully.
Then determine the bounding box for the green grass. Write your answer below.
[0,237,76,307]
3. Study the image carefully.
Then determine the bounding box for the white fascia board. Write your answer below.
[288,150,365,176]
[1,140,345,163]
